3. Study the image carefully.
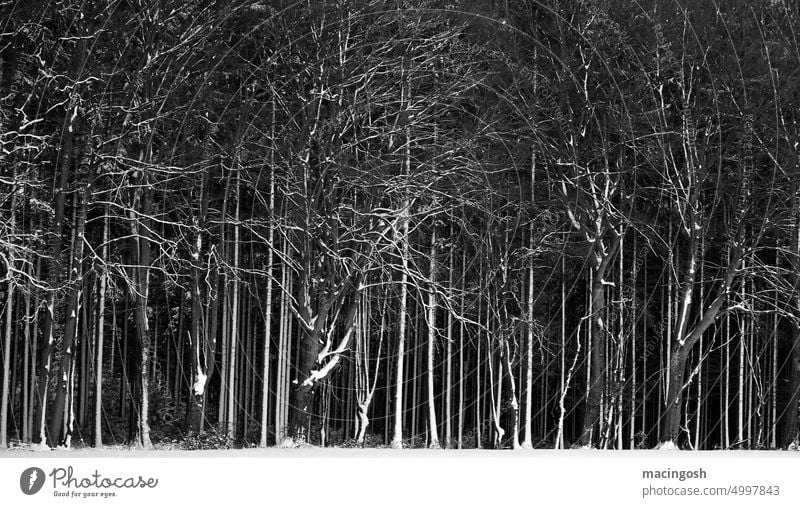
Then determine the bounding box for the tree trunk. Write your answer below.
[577,254,611,447]
[275,236,290,442]
[391,61,411,449]
[457,247,465,449]
[661,251,741,445]
[782,191,800,447]
[522,231,535,449]
[503,340,521,449]
[427,226,440,449]
[187,170,208,432]
[227,174,241,438]
[783,331,800,448]
[47,192,88,446]
[0,159,18,449]
[259,98,277,447]
[0,260,13,449]
[94,211,109,447]
[522,148,536,449]
[444,233,453,448]
[129,183,154,449]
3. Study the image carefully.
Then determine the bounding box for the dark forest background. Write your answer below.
[2,0,800,451]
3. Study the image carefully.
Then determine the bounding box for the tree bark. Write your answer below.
[427,226,440,449]
[128,182,154,449]
[47,191,88,446]
[93,210,109,447]
[577,236,618,447]
[661,250,741,445]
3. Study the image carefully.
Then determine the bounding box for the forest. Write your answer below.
[1,0,800,452]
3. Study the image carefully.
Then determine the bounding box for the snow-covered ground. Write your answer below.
[2,446,797,458]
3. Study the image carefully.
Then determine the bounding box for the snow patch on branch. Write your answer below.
[193,372,207,396]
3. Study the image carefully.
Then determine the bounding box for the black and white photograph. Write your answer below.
[1,1,799,505]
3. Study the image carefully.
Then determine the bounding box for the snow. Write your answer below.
[1,447,796,458]
[31,442,51,452]
[192,372,207,396]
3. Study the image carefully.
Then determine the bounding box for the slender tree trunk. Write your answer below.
[694,240,705,450]
[120,301,128,420]
[26,257,41,445]
[522,152,536,449]
[411,307,419,445]
[227,174,241,438]
[630,238,638,449]
[487,330,504,448]
[476,267,483,449]
[444,233,453,448]
[503,339,521,449]
[0,160,18,449]
[556,256,567,449]
[79,279,91,429]
[391,61,411,449]
[771,286,778,449]
[217,167,232,428]
[259,133,276,447]
[355,294,384,445]
[94,211,109,447]
[0,260,13,449]
[724,288,731,448]
[457,248,465,449]
[427,226,440,449]
[738,258,746,447]
[22,257,32,444]
[275,235,290,442]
